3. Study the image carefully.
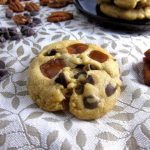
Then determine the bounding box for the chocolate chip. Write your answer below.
[47,49,57,56]
[86,75,95,85]
[5,9,13,19]
[21,26,35,37]
[0,69,9,82]
[83,64,98,71]
[74,71,87,79]
[32,17,41,24]
[30,11,39,16]
[75,84,84,95]
[62,89,73,110]
[0,35,6,43]
[76,64,85,69]
[0,28,9,40]
[0,60,5,69]
[105,84,117,97]
[55,72,68,88]
[83,96,99,109]
[8,28,22,41]
[65,89,73,99]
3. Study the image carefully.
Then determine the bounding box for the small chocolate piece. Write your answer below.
[32,17,41,24]
[74,71,87,79]
[105,83,117,97]
[0,60,5,69]
[55,72,68,88]
[86,75,95,85]
[0,69,9,81]
[84,64,98,71]
[0,28,10,40]
[0,35,6,43]
[65,89,73,100]
[83,96,99,109]
[63,88,73,110]
[75,64,85,69]
[8,28,22,40]
[21,26,35,37]
[5,8,13,19]
[9,34,22,41]
[75,84,84,95]
[46,49,57,56]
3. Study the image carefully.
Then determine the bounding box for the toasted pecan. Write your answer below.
[13,14,31,25]
[40,0,49,6]
[48,0,73,8]
[47,11,73,22]
[9,1,24,12]
[0,0,8,5]
[25,2,40,12]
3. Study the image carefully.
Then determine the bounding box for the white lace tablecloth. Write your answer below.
[0,1,150,150]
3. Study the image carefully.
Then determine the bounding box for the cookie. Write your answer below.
[97,0,150,8]
[97,0,112,4]
[143,49,150,86]
[100,3,150,20]
[27,40,122,120]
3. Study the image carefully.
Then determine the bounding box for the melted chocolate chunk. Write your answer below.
[105,84,117,97]
[75,84,84,95]
[83,96,99,109]
[55,72,68,88]
[86,75,95,85]
[40,58,66,79]
[65,89,73,100]
[67,43,88,54]
[89,50,108,63]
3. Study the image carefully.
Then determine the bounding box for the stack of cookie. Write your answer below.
[97,0,150,20]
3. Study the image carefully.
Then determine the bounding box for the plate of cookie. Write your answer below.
[74,0,150,31]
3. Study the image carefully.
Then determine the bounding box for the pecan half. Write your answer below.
[144,49,150,60]
[48,0,73,8]
[13,14,31,25]
[47,11,73,22]
[8,0,19,4]
[0,0,7,5]
[40,0,49,6]
[25,2,40,12]
[9,1,24,12]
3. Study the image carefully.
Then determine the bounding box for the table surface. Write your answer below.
[0,1,150,150]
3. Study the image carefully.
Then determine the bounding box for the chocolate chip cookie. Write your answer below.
[27,40,122,120]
